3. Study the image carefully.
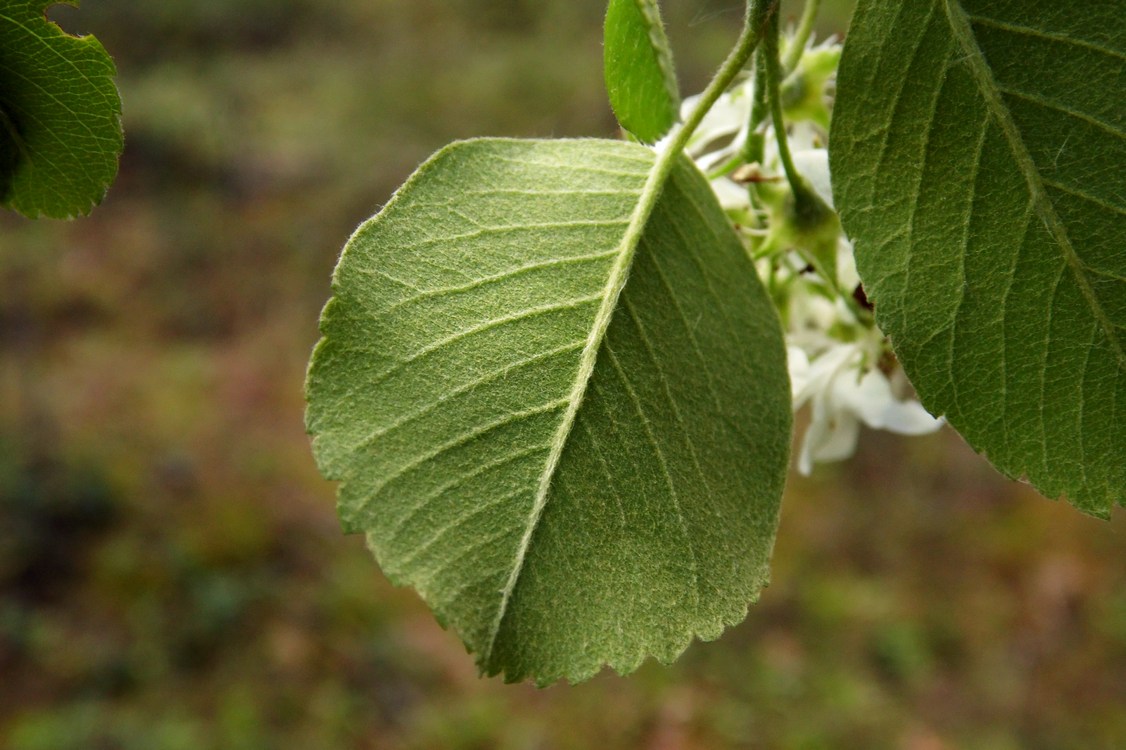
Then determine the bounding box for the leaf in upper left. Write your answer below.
[0,1,122,219]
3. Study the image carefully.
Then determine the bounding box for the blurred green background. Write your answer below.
[2,1,1125,748]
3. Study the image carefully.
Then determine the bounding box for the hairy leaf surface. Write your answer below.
[0,1,121,218]
[604,0,680,143]
[832,0,1125,514]
[307,138,790,684]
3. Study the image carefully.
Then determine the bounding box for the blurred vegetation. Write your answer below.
[2,1,1125,747]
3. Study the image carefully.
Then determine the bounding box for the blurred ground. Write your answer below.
[2,1,1125,748]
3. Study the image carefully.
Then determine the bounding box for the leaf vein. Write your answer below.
[998,203,1037,457]
[399,487,530,572]
[948,105,993,417]
[622,295,715,497]
[646,242,725,416]
[965,13,1126,63]
[1040,178,1126,218]
[944,0,1126,371]
[870,1,941,227]
[384,251,619,314]
[355,340,586,452]
[367,400,568,504]
[385,443,553,546]
[419,527,518,601]
[603,343,700,616]
[576,412,628,528]
[377,295,602,382]
[404,219,633,250]
[995,85,1125,142]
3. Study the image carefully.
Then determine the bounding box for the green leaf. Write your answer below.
[831,0,1125,514]
[306,138,790,684]
[604,0,680,143]
[0,0,122,219]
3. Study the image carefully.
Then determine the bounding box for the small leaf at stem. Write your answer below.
[604,0,680,143]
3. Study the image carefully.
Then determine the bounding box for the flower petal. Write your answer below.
[846,370,944,435]
[791,148,833,207]
[798,391,861,474]
[787,345,811,402]
[709,177,751,210]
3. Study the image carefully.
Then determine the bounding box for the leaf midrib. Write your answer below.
[942,0,1126,371]
[480,145,691,670]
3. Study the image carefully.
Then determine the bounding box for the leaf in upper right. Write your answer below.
[831,0,1126,514]
[306,138,791,684]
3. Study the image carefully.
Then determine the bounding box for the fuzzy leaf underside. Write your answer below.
[0,0,122,218]
[307,138,790,684]
[831,0,1125,514]
[604,0,680,143]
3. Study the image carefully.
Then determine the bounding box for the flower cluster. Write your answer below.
[666,34,943,474]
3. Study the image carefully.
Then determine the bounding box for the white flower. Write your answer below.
[789,343,943,475]
[790,146,832,207]
[708,176,753,211]
[680,81,753,167]
[835,236,861,292]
